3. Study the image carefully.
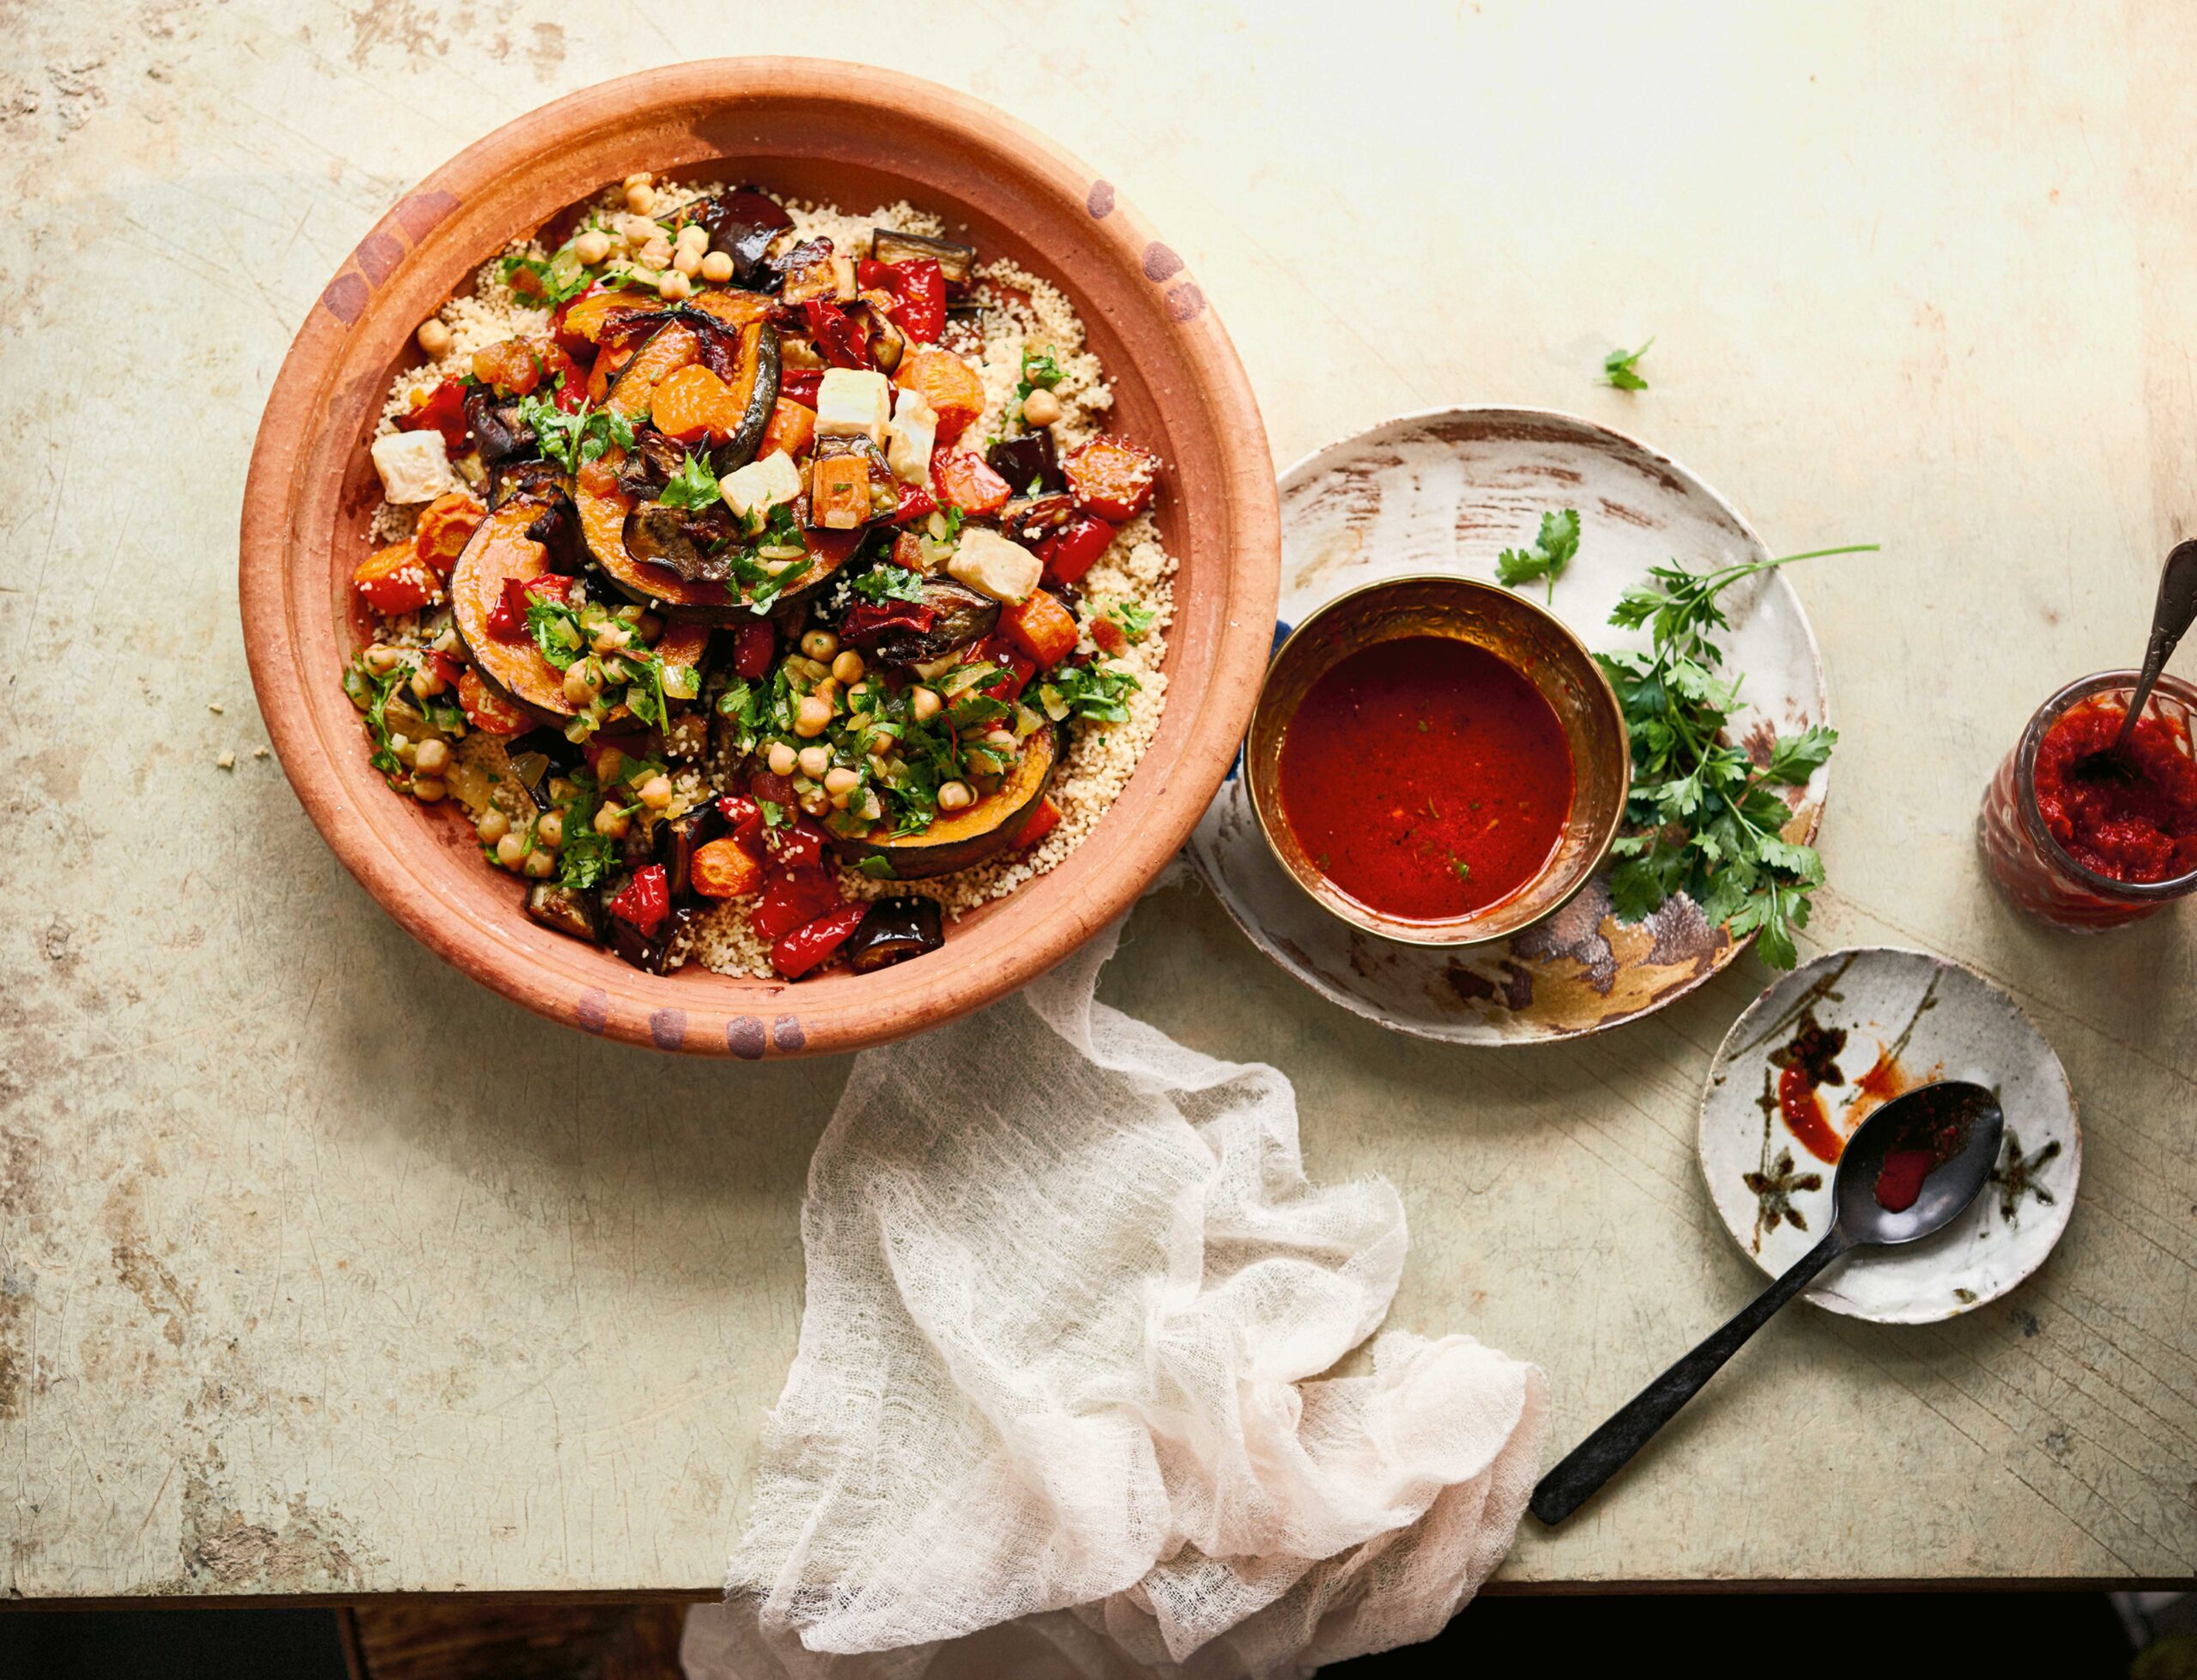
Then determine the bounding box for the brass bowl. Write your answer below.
[1244,575,1631,946]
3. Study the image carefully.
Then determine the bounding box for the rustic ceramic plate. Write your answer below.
[1699,946,2079,1323]
[1189,408,1825,1044]
[239,61,1278,1057]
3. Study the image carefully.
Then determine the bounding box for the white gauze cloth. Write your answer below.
[684,893,1546,1679]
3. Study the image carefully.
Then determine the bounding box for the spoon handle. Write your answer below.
[2115,540,2197,752]
[1529,1225,1852,1526]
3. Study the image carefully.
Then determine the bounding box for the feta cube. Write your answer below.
[719,450,802,529]
[371,429,457,505]
[886,388,938,484]
[946,527,1044,605]
[814,368,891,447]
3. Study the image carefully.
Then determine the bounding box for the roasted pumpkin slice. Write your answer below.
[577,318,830,623]
[706,319,780,475]
[449,496,575,725]
[833,723,1058,879]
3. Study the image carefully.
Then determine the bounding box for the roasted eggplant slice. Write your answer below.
[488,456,566,511]
[700,188,793,285]
[465,384,533,466]
[844,897,944,973]
[870,227,976,287]
[988,432,1064,498]
[837,575,998,666]
[524,881,602,944]
[604,904,693,974]
[832,724,1056,879]
[524,490,588,575]
[448,494,577,724]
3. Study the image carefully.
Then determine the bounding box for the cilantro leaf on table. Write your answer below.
[1495,508,1582,602]
[1598,544,1878,968]
[1602,337,1653,390]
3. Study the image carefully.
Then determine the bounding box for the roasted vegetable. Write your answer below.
[701,188,794,284]
[706,320,780,475]
[488,456,566,511]
[449,495,576,723]
[524,490,588,574]
[869,227,976,287]
[524,880,602,943]
[772,902,869,980]
[986,431,1063,498]
[833,723,1057,878]
[1062,434,1161,522]
[837,575,998,665]
[844,897,944,973]
[894,344,984,444]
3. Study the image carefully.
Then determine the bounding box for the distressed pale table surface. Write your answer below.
[5,0,2194,1600]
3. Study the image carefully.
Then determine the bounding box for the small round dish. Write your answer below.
[1698,946,2079,1323]
[1243,575,1628,946]
[1190,407,1827,1045]
[239,61,1279,1057]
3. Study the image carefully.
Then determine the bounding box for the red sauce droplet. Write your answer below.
[1777,1063,1845,1163]
[1870,1085,1977,1213]
[1278,637,1573,922]
[1873,1148,1934,1213]
[2033,698,2197,881]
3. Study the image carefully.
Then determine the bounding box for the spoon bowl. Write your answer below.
[1531,1079,2006,1525]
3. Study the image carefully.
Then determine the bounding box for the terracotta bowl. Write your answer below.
[1243,575,1629,946]
[239,60,1278,1057]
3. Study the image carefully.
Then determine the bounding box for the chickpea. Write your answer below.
[594,802,631,839]
[700,251,734,284]
[415,317,453,359]
[766,741,799,777]
[624,181,657,215]
[414,737,451,776]
[937,780,975,812]
[1020,387,1063,428]
[494,833,526,868]
[476,808,511,844]
[823,766,861,798]
[536,812,564,850]
[657,269,693,302]
[910,686,943,723]
[800,789,832,817]
[797,744,832,779]
[412,776,446,804]
[794,694,834,738]
[639,774,674,810]
[676,221,710,251]
[432,626,461,656]
[815,676,841,707]
[830,650,866,685]
[801,629,840,662]
[590,623,632,655]
[614,212,659,245]
[573,229,612,266]
[409,663,447,700]
[623,171,654,189]
[639,235,673,268]
[563,661,603,707]
[673,245,703,278]
[524,847,555,879]
[363,644,403,675]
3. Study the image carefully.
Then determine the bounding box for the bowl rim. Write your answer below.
[1244,571,1631,947]
[238,57,1279,1056]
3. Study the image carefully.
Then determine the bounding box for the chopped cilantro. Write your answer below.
[657,450,720,511]
[1104,600,1159,643]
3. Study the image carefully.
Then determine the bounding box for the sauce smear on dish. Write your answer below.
[1279,636,1572,922]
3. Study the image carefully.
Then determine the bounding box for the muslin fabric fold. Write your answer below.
[684,885,1545,1679]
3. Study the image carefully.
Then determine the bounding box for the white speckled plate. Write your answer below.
[1189,407,1827,1043]
[1699,946,2080,1323]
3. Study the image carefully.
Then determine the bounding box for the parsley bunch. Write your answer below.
[1495,509,1581,601]
[1598,545,1873,968]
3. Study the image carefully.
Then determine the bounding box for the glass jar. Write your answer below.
[1978,669,2197,930]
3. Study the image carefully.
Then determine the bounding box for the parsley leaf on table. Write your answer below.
[1598,544,1877,969]
[1495,508,1582,602]
[1602,337,1653,390]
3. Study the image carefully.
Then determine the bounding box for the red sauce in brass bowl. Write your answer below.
[1277,637,1574,922]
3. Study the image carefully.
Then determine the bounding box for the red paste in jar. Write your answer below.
[1278,637,1573,922]
[2033,698,2197,882]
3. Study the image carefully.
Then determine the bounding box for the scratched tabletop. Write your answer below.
[5,0,2194,1598]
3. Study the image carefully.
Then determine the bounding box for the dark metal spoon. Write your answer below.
[2084,540,2197,776]
[1530,1080,2006,1526]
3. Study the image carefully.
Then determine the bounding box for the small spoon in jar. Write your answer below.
[2079,540,2197,780]
[1529,1080,2005,1526]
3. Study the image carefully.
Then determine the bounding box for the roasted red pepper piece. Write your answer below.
[752,867,842,940]
[1039,514,1115,586]
[747,768,796,808]
[802,299,875,370]
[1011,795,1062,850]
[607,864,671,937]
[856,257,947,344]
[892,480,939,524]
[716,794,766,849]
[487,573,569,644]
[778,369,824,406]
[840,601,937,646]
[397,378,469,453]
[732,619,776,680]
[977,632,1037,702]
[766,816,832,873]
[772,902,869,979]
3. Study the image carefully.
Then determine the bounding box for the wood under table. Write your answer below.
[3,0,2192,1604]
